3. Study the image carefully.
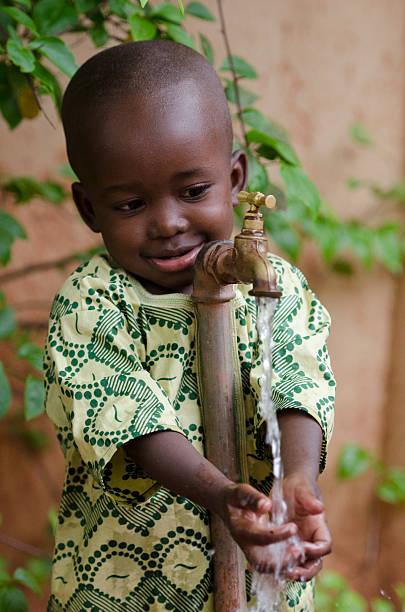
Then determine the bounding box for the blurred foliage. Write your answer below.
[315,570,405,612]
[0,0,404,608]
[337,443,405,505]
[0,554,51,611]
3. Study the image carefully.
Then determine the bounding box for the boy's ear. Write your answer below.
[71,182,100,233]
[230,149,248,207]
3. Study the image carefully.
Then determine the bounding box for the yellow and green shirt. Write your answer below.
[44,253,335,611]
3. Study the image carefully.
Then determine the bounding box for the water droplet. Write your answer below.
[379,589,392,600]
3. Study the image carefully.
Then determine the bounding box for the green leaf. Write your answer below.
[0,63,22,129]
[318,569,347,591]
[165,24,195,49]
[3,176,65,203]
[336,590,367,612]
[39,181,65,203]
[185,2,215,21]
[242,108,289,142]
[57,164,78,180]
[247,129,299,166]
[246,151,269,193]
[0,308,16,339]
[0,210,26,240]
[48,507,58,535]
[6,39,36,73]
[17,342,43,373]
[350,122,373,146]
[0,362,12,419]
[220,55,257,79]
[90,19,108,47]
[224,80,258,109]
[177,0,184,15]
[198,33,214,65]
[108,0,141,18]
[384,181,405,202]
[31,61,62,110]
[264,210,301,261]
[280,164,321,215]
[331,258,354,275]
[347,223,374,268]
[394,583,405,606]
[139,0,149,7]
[151,2,184,24]
[337,443,371,480]
[0,210,26,265]
[346,177,364,190]
[0,7,38,34]
[4,176,40,202]
[25,559,51,584]
[377,468,405,504]
[24,376,45,420]
[0,555,10,582]
[0,586,28,612]
[373,224,403,274]
[311,217,339,261]
[21,428,49,450]
[74,0,99,12]
[29,37,78,78]
[33,0,78,36]
[15,0,32,8]
[371,598,395,612]
[13,568,41,596]
[128,14,157,40]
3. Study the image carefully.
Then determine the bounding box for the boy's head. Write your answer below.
[62,40,247,294]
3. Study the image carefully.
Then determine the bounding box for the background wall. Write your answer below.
[1,0,404,608]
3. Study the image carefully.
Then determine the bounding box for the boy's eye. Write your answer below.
[115,199,145,212]
[181,184,211,200]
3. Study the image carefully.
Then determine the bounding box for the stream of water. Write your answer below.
[250,297,304,612]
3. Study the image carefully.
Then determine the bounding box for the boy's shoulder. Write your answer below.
[50,253,137,317]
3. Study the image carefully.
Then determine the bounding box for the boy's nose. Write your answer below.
[147,200,189,239]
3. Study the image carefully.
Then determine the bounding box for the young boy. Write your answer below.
[44,40,334,611]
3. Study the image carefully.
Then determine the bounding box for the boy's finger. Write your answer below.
[226,484,272,513]
[294,485,324,515]
[237,521,298,545]
[302,539,332,559]
[285,557,323,581]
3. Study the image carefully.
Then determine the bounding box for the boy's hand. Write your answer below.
[281,472,332,581]
[220,483,303,573]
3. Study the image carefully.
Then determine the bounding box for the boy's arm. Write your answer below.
[277,409,332,581]
[125,432,299,571]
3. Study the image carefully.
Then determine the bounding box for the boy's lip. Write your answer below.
[147,244,203,272]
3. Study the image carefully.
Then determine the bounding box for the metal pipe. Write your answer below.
[192,192,282,611]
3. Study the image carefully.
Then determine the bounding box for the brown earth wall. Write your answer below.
[0,0,404,608]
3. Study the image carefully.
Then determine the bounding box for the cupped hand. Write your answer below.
[221,483,303,573]
[280,472,332,581]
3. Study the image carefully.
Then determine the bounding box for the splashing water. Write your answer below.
[250,298,304,612]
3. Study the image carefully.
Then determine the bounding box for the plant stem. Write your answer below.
[216,0,248,147]
[0,253,82,284]
[0,532,46,558]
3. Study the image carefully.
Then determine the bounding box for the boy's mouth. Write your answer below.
[147,244,203,273]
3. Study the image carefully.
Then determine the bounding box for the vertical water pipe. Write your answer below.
[192,192,282,612]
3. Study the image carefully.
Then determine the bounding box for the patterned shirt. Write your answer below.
[44,253,335,611]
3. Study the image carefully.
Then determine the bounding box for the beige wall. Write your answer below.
[1,0,404,607]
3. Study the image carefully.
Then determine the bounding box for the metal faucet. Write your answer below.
[191,191,282,612]
[193,191,282,300]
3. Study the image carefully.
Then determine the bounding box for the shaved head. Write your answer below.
[62,40,233,180]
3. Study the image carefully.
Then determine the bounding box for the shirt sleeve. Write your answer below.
[248,256,335,472]
[44,284,185,505]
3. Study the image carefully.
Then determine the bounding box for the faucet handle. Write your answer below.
[237,190,276,211]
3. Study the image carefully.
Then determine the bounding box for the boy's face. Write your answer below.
[72,85,246,294]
